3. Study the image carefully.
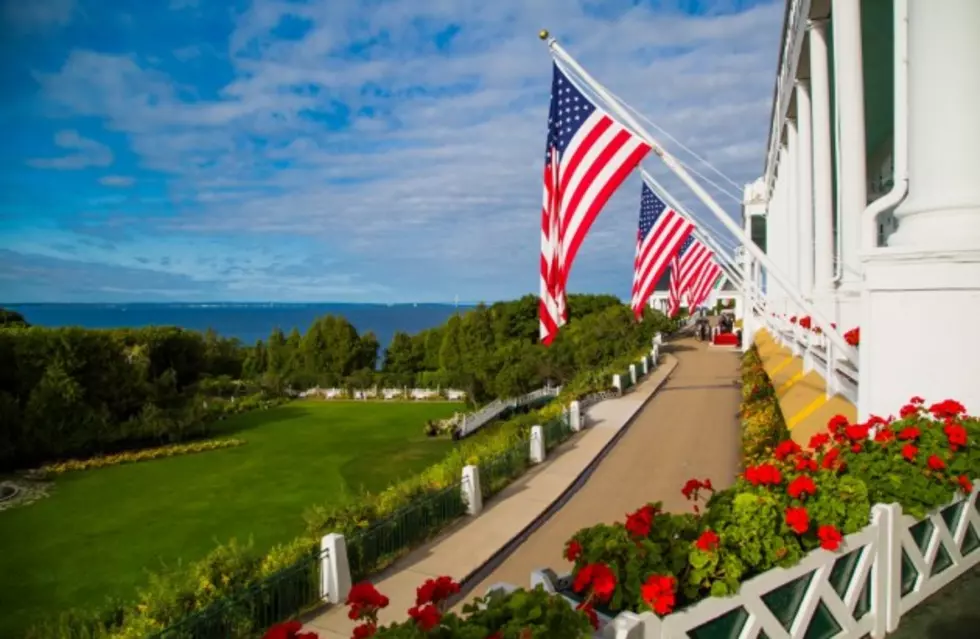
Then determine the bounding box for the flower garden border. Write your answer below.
[517,484,980,639]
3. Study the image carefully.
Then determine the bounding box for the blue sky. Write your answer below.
[0,0,782,303]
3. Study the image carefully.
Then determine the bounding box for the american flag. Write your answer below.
[630,184,694,320]
[539,63,651,345]
[667,235,713,317]
[689,260,723,310]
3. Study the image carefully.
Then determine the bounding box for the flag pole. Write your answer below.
[540,32,857,365]
[641,170,767,314]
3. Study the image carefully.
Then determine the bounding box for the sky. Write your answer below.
[0,0,783,304]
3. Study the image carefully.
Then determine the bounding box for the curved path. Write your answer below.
[457,336,742,604]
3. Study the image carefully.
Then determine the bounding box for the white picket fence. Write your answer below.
[516,482,980,639]
[298,386,468,401]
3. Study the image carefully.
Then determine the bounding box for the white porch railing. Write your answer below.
[761,314,860,405]
[514,482,979,639]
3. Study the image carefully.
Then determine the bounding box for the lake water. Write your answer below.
[6,302,470,348]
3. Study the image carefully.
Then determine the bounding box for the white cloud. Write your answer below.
[28,0,783,300]
[2,0,74,32]
[28,130,114,170]
[99,175,136,187]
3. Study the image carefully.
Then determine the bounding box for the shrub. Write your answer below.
[343,576,594,638]
[739,346,789,465]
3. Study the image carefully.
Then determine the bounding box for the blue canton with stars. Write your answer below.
[676,233,695,258]
[545,63,597,161]
[638,184,672,241]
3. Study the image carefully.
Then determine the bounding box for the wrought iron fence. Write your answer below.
[346,481,466,582]
[543,414,574,453]
[477,436,531,500]
[619,370,634,391]
[148,546,323,639]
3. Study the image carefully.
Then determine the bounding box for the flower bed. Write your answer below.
[37,438,247,474]
[537,398,979,637]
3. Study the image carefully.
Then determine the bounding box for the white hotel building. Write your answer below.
[741,0,980,419]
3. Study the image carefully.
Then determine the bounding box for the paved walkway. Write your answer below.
[458,336,742,602]
[304,337,740,636]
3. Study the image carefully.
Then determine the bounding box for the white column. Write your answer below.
[786,119,800,297]
[858,0,980,420]
[795,79,815,299]
[809,20,835,310]
[888,1,980,249]
[830,0,867,331]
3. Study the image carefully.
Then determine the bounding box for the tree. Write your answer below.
[0,308,29,328]
[358,331,380,371]
[383,331,421,386]
[438,315,465,386]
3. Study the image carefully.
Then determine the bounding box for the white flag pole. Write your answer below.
[541,32,857,365]
[641,170,766,313]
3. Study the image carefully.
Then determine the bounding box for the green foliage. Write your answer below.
[370,585,594,638]
[563,396,979,619]
[0,325,248,470]
[17,295,681,636]
[739,346,790,465]
[0,307,30,327]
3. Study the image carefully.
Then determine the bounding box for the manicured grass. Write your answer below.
[0,400,463,636]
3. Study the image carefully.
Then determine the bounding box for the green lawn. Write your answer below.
[0,400,463,636]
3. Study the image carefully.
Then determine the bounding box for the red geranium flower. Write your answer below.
[817,525,843,551]
[695,530,720,552]
[901,443,918,462]
[827,414,849,436]
[745,463,782,486]
[910,396,925,405]
[408,603,442,631]
[576,601,599,629]
[625,504,657,538]
[958,475,973,494]
[927,455,946,470]
[899,404,919,419]
[263,621,318,639]
[844,424,870,441]
[351,624,376,639]
[775,440,801,461]
[898,426,921,441]
[809,433,830,450]
[821,447,841,470]
[787,476,817,499]
[799,316,812,330]
[795,456,818,472]
[415,576,459,606]
[345,582,389,622]
[565,539,583,562]
[785,507,810,534]
[930,399,966,419]
[944,422,968,450]
[640,575,678,616]
[874,428,895,444]
[844,327,860,347]
[790,316,798,324]
[572,563,617,602]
